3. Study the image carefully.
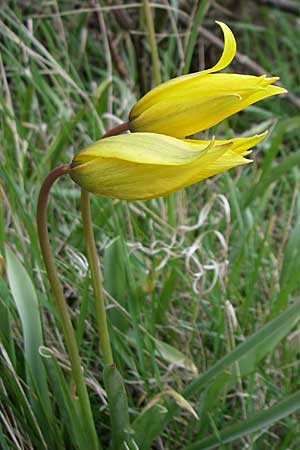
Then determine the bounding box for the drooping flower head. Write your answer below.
[70,22,286,200]
[70,132,266,200]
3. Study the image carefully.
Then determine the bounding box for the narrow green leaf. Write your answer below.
[103,365,131,450]
[38,107,85,173]
[187,391,300,449]
[0,280,16,364]
[41,347,89,450]
[136,300,300,449]
[182,0,211,74]
[244,152,300,206]
[132,404,168,450]
[184,299,300,398]
[261,117,300,176]
[272,217,300,313]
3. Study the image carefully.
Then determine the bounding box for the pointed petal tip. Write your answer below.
[257,130,268,139]
[264,77,288,94]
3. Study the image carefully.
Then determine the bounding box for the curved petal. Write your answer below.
[130,75,286,137]
[70,143,234,200]
[130,94,241,137]
[184,132,268,155]
[72,132,210,167]
[208,21,236,73]
[129,21,236,120]
[70,132,266,200]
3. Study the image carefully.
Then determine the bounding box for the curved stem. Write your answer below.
[37,164,100,450]
[80,189,113,366]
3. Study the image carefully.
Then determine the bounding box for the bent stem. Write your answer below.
[80,189,113,366]
[37,164,100,450]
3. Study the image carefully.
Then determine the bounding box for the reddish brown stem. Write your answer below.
[102,121,130,138]
[37,163,100,450]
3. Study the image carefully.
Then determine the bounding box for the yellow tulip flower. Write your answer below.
[71,21,286,201]
[70,132,265,200]
[129,22,286,138]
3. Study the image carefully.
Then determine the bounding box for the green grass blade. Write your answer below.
[134,300,300,449]
[182,0,210,74]
[186,391,300,450]
[244,152,300,206]
[42,348,90,450]
[184,299,300,398]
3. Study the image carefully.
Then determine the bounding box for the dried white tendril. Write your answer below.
[65,246,89,277]
[127,194,231,295]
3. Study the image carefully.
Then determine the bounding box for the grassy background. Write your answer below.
[1,1,300,449]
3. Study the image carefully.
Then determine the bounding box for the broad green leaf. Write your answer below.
[103,365,131,450]
[5,246,51,413]
[186,391,300,449]
[104,237,129,332]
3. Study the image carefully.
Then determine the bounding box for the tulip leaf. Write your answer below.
[103,365,131,450]
[5,246,51,413]
[104,237,130,332]
[186,391,300,450]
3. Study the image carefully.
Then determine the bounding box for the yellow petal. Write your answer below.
[129,19,286,138]
[70,132,261,200]
[129,21,236,120]
[130,93,242,137]
[130,75,286,137]
[72,132,209,167]
[209,21,236,73]
[184,131,268,155]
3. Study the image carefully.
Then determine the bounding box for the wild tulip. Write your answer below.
[129,22,286,137]
[70,22,286,200]
[70,132,266,200]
